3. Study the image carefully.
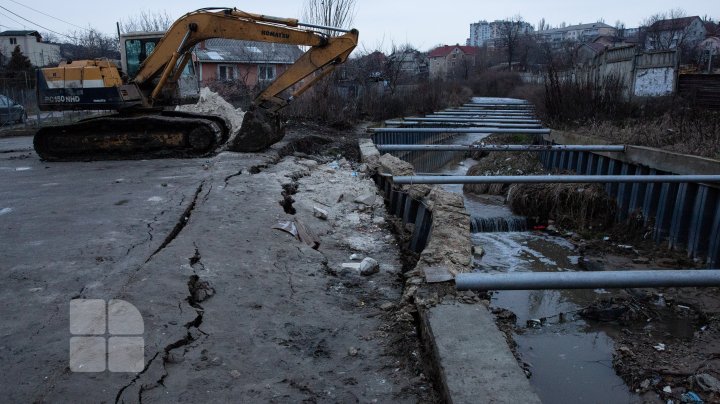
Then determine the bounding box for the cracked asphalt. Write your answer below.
[0,135,434,403]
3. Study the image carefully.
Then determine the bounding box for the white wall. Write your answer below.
[634,67,675,97]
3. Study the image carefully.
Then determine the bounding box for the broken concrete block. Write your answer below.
[359,257,379,276]
[354,193,376,206]
[313,206,328,220]
[341,263,361,270]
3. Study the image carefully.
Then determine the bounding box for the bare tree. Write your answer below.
[642,9,690,50]
[497,15,528,70]
[537,18,549,32]
[39,31,59,44]
[64,28,119,60]
[302,0,357,33]
[119,10,173,33]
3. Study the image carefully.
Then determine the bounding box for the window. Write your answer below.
[124,38,160,78]
[9,38,16,45]
[218,65,236,81]
[258,65,276,81]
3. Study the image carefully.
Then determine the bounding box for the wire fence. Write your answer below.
[0,82,105,131]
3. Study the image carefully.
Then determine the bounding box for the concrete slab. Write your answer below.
[420,303,541,404]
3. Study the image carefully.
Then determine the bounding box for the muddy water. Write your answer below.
[436,152,645,403]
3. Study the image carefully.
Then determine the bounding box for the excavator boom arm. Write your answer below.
[134,8,358,112]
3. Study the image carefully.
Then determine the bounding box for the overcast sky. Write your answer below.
[0,0,718,53]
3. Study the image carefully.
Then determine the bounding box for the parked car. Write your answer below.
[0,95,26,125]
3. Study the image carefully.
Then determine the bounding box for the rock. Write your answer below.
[313,206,328,220]
[372,216,385,225]
[230,369,242,379]
[380,302,394,311]
[640,379,651,390]
[341,263,361,271]
[348,347,358,357]
[633,257,650,264]
[349,253,362,261]
[359,257,379,276]
[472,245,485,258]
[354,193,376,206]
[358,163,368,173]
[694,373,720,393]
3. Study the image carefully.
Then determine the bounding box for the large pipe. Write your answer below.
[392,174,720,184]
[377,144,626,152]
[369,127,551,134]
[410,117,541,123]
[456,270,720,290]
[435,112,534,116]
[384,121,542,129]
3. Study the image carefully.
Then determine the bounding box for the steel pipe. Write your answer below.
[411,117,541,123]
[369,127,551,134]
[436,111,534,116]
[456,270,720,290]
[384,122,542,129]
[392,174,720,184]
[376,144,626,152]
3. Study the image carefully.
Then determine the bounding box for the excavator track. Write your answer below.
[33,112,229,161]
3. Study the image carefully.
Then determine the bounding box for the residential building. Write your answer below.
[387,48,428,82]
[0,30,60,66]
[538,22,617,45]
[644,16,706,51]
[427,45,480,79]
[468,20,534,47]
[194,39,303,88]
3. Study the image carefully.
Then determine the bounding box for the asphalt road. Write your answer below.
[0,136,432,403]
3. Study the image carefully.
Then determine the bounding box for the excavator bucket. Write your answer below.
[227,108,285,152]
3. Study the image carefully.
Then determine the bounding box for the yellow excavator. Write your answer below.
[33,7,358,160]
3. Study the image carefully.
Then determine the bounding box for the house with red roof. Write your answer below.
[427,44,480,80]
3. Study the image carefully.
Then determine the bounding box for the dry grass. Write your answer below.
[507,182,617,230]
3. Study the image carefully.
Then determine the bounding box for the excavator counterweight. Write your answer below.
[33,8,358,161]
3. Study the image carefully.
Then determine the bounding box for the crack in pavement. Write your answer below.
[114,352,160,404]
[145,180,205,264]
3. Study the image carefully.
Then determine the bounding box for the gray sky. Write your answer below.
[0,0,718,53]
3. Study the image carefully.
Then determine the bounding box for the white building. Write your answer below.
[468,20,534,47]
[538,22,617,44]
[0,30,60,67]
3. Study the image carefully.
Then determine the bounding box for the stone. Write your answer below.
[348,347,358,357]
[230,369,242,379]
[341,263,361,271]
[633,257,650,264]
[349,253,362,261]
[359,257,379,276]
[313,206,328,220]
[354,193,376,206]
[472,245,485,258]
[380,302,394,311]
[694,373,720,393]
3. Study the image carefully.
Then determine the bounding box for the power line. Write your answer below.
[0,5,77,40]
[6,0,89,32]
[0,9,27,29]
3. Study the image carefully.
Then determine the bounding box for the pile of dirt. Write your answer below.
[507,182,617,230]
[176,87,245,138]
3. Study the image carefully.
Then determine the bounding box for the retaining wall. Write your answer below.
[542,131,720,266]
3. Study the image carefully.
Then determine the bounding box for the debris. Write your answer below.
[341,263,361,270]
[359,257,379,276]
[354,193,376,206]
[295,219,320,250]
[694,373,720,393]
[230,370,242,379]
[313,206,328,220]
[633,257,651,264]
[526,319,542,328]
[272,220,320,250]
[603,236,611,241]
[654,343,666,352]
[663,386,672,393]
[348,347,358,357]
[349,254,362,261]
[380,302,394,311]
[423,266,453,283]
[327,161,340,170]
[680,392,703,403]
[617,244,634,250]
[372,216,385,225]
[272,221,298,238]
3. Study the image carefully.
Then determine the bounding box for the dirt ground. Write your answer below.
[464,142,720,403]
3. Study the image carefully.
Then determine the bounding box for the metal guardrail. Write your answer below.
[393,175,720,185]
[456,270,720,290]
[376,144,626,152]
